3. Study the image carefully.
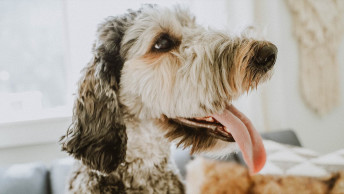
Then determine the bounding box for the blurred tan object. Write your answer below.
[285,0,344,115]
[186,158,344,194]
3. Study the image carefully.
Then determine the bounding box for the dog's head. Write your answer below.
[61,5,277,174]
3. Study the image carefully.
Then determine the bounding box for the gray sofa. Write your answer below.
[0,129,301,194]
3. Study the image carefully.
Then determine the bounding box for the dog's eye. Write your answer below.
[153,34,174,52]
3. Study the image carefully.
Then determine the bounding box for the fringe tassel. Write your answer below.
[285,0,344,115]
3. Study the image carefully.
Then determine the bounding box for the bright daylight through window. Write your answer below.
[0,0,69,123]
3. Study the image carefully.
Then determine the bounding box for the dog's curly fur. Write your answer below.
[60,4,277,193]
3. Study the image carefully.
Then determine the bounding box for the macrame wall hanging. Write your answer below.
[285,0,344,116]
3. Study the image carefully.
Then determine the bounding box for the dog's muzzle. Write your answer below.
[252,43,278,70]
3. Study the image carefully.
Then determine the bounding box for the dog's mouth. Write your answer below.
[171,104,267,174]
[171,116,235,142]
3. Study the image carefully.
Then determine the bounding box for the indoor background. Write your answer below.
[0,0,343,167]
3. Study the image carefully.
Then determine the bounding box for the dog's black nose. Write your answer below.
[254,44,277,68]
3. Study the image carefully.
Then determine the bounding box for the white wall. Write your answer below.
[0,142,68,167]
[0,117,70,167]
[253,0,344,154]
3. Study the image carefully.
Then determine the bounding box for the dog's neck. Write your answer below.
[101,118,184,193]
[114,119,181,190]
[125,119,172,168]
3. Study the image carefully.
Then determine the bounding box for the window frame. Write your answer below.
[0,115,71,149]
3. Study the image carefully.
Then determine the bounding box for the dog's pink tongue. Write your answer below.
[212,105,266,174]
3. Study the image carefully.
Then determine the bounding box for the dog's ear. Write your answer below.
[60,15,135,174]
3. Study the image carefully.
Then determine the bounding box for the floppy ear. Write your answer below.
[60,15,134,174]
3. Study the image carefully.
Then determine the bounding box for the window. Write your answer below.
[0,0,69,123]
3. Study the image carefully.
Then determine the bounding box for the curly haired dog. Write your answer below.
[60,4,277,194]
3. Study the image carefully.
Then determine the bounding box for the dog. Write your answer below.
[60,4,277,194]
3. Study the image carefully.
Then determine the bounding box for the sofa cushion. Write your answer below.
[261,129,302,147]
[0,162,49,194]
[49,157,74,194]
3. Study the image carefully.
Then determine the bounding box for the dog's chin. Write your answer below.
[164,118,229,154]
[163,115,239,156]
[170,116,235,142]
[163,109,237,154]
